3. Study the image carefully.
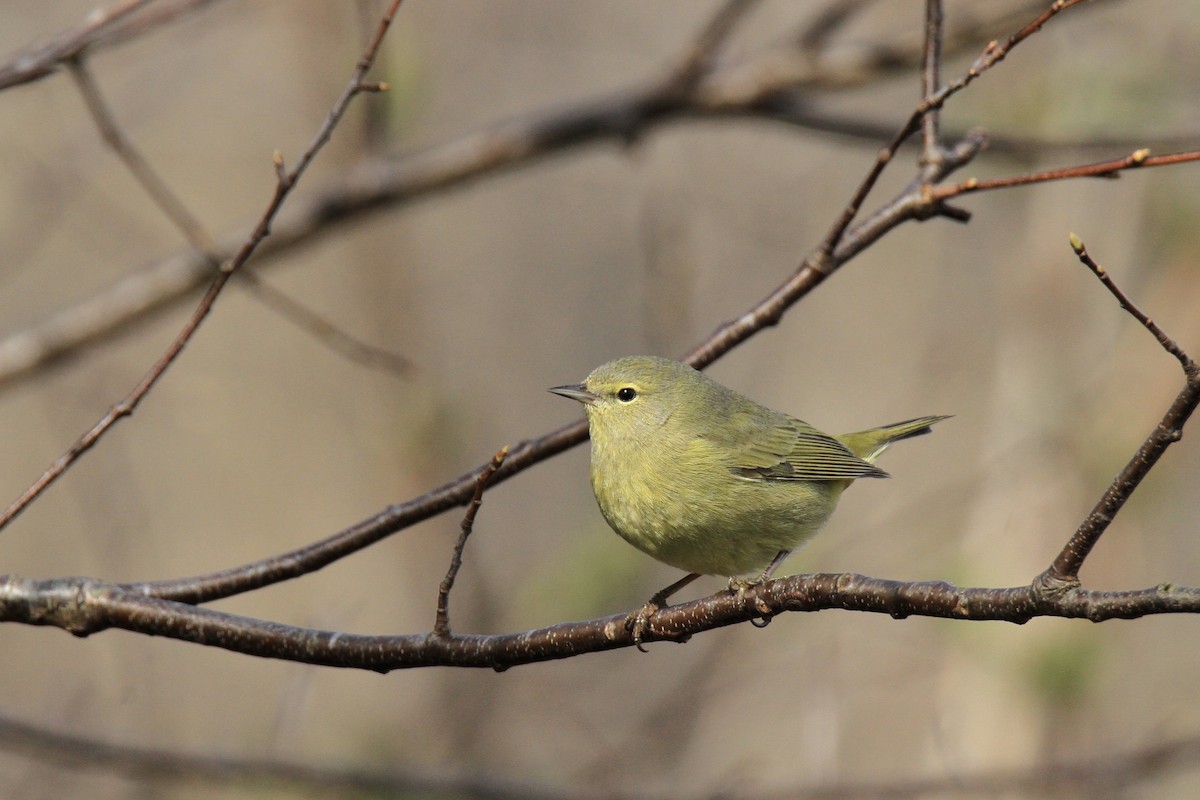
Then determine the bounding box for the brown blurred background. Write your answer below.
[2,1,1200,797]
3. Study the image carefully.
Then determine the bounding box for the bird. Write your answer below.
[550,355,947,642]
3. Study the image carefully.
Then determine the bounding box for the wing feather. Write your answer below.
[732,415,887,482]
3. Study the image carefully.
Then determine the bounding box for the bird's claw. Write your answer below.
[625,600,662,652]
[727,577,774,622]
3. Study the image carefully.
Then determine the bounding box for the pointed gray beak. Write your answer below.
[549,383,599,405]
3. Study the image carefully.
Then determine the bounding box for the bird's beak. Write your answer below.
[548,383,599,405]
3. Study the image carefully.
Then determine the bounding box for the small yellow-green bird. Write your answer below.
[550,355,947,613]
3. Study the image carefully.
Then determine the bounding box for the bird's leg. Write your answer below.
[758,549,790,582]
[626,572,701,651]
[727,549,789,620]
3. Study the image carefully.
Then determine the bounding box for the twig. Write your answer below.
[1040,235,1200,583]
[794,0,877,51]
[0,0,220,91]
[0,0,406,534]
[234,271,413,377]
[67,57,220,258]
[1069,233,1195,371]
[919,0,944,174]
[814,0,1087,264]
[932,148,1200,199]
[665,0,762,91]
[433,446,508,637]
[124,420,584,604]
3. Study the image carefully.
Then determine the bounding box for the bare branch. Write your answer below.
[919,0,944,170]
[0,713,570,800]
[434,446,508,637]
[1041,236,1200,582]
[234,271,412,377]
[1070,232,1196,372]
[0,0,221,91]
[666,0,762,91]
[3,707,1197,799]
[132,421,585,604]
[0,1,1109,394]
[933,147,1200,199]
[0,0,407,533]
[69,46,413,379]
[3,572,1199,671]
[67,57,220,258]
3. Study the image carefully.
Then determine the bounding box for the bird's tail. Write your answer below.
[837,415,951,466]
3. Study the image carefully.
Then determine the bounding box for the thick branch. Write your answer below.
[3,572,1198,672]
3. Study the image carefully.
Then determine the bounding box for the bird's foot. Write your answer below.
[625,598,663,652]
[727,576,774,624]
[624,574,702,651]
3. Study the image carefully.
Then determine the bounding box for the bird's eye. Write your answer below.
[616,387,637,403]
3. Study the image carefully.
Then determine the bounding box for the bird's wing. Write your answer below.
[733,415,888,481]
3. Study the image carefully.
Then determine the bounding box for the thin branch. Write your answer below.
[434,446,508,637]
[932,147,1200,199]
[67,57,219,258]
[1040,235,1200,582]
[688,0,1082,368]
[0,713,571,800]
[132,421,585,604]
[666,0,762,91]
[0,0,221,91]
[919,0,944,172]
[814,0,1087,264]
[0,0,406,534]
[795,0,878,51]
[235,271,413,377]
[1070,232,1195,371]
[4,708,1198,799]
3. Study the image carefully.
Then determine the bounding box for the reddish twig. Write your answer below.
[932,148,1200,199]
[811,0,1088,265]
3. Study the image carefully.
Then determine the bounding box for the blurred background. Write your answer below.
[2,1,1200,797]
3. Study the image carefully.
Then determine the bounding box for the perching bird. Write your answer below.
[551,355,947,636]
